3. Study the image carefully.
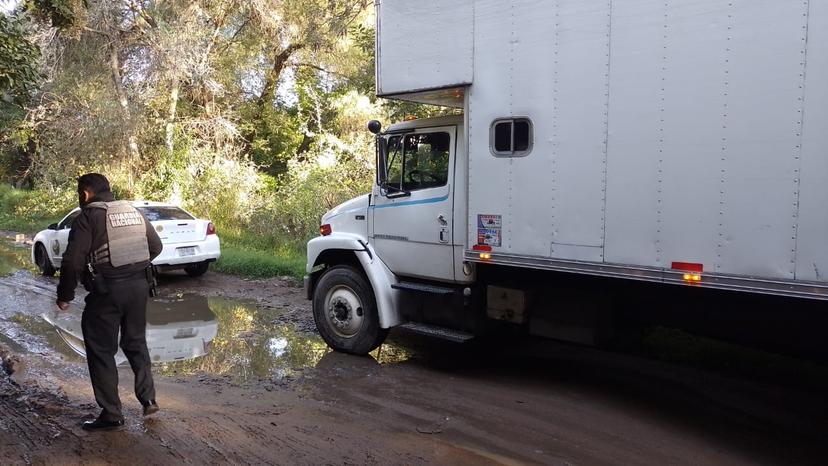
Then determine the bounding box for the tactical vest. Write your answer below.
[86,201,151,267]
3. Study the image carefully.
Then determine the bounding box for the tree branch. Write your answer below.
[295,62,348,79]
[217,17,250,54]
[256,43,305,111]
[83,26,110,37]
[128,0,158,29]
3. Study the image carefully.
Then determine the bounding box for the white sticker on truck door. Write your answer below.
[477,214,502,247]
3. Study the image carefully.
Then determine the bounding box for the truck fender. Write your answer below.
[306,234,405,329]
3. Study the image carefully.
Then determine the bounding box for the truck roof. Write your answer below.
[386,114,463,133]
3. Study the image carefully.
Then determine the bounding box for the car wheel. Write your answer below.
[312,266,388,355]
[184,261,209,277]
[35,243,56,277]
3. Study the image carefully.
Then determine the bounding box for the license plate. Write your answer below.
[177,247,196,257]
[174,327,196,339]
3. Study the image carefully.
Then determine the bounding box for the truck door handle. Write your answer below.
[439,228,449,243]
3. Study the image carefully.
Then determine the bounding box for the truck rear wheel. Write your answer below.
[313,266,387,355]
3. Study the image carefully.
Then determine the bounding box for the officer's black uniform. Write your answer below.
[57,190,163,423]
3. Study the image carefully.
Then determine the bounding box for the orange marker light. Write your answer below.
[480,252,492,261]
[673,261,703,284]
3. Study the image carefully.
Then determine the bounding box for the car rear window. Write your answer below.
[136,206,194,221]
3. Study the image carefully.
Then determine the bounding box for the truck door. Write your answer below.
[370,126,456,282]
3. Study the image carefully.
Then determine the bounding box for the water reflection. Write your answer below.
[158,298,330,381]
[40,294,418,382]
[372,340,416,365]
[0,239,35,276]
[43,295,218,366]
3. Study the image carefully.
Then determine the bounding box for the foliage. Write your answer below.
[260,155,372,245]
[0,12,42,102]
[0,0,450,278]
[0,183,72,232]
[26,0,86,29]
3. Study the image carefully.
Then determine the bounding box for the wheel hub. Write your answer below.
[324,285,365,338]
[330,297,352,327]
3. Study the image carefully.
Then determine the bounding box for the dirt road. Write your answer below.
[0,240,826,465]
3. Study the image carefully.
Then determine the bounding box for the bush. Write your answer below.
[245,138,374,248]
[0,183,74,233]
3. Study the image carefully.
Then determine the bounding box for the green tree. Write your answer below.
[0,12,41,103]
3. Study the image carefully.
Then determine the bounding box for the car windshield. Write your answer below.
[136,206,194,222]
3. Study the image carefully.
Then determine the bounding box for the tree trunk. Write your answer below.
[165,76,180,154]
[108,41,140,188]
[256,43,304,115]
[243,43,304,154]
[295,132,314,162]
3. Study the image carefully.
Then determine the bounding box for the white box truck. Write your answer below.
[305,0,828,355]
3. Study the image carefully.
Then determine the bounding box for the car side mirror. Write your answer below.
[48,223,59,230]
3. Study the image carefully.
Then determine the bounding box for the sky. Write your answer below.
[1,0,21,14]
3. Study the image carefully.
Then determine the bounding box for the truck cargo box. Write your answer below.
[377,0,828,299]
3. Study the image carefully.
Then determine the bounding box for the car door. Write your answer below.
[370,126,456,282]
[53,209,81,267]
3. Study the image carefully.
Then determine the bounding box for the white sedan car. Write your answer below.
[32,201,221,277]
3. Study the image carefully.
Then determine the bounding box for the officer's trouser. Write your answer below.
[81,275,155,422]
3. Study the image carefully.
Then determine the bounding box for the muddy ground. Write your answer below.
[1,236,827,465]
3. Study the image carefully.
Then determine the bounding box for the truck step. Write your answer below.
[391,281,457,295]
[398,322,474,343]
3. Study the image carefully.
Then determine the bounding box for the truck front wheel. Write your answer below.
[313,266,388,355]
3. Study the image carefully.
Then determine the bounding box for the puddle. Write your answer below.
[0,239,35,276]
[156,297,332,381]
[36,295,335,381]
[38,295,421,381]
[41,295,219,366]
[147,297,417,380]
[0,238,419,383]
[10,312,83,361]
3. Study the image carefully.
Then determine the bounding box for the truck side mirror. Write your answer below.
[48,223,59,230]
[367,120,382,134]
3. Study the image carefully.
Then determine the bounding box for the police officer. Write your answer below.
[56,173,163,431]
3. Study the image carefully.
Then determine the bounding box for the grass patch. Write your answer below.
[213,244,306,280]
[0,184,69,234]
[0,213,61,235]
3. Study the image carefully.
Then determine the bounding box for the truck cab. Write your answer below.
[306,115,471,354]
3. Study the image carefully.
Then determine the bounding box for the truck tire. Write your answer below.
[35,243,56,277]
[313,266,388,355]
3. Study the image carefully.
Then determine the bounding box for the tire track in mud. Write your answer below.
[0,372,82,464]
